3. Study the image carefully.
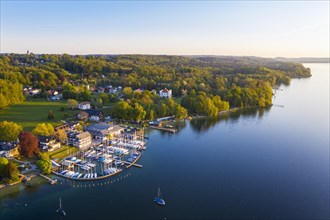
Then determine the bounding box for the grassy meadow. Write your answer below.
[0,99,77,131]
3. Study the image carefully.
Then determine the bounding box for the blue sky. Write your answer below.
[1,1,329,57]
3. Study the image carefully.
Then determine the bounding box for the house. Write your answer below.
[97,87,105,93]
[0,141,19,158]
[38,136,61,152]
[149,120,162,127]
[159,88,172,98]
[109,88,118,94]
[66,131,92,149]
[76,111,89,122]
[134,88,144,93]
[84,109,104,122]
[78,102,91,110]
[50,94,62,101]
[30,88,41,95]
[54,122,79,132]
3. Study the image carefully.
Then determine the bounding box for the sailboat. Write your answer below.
[57,197,66,216]
[154,187,166,206]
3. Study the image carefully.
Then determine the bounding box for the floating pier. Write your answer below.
[149,126,177,133]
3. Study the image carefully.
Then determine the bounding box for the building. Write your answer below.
[76,111,89,122]
[84,123,124,142]
[38,136,61,152]
[66,131,92,149]
[50,94,62,101]
[97,87,105,93]
[84,109,103,122]
[108,125,125,137]
[0,141,19,158]
[159,88,172,98]
[134,88,144,93]
[149,120,162,127]
[78,102,91,110]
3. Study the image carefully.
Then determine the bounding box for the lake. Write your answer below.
[0,63,329,220]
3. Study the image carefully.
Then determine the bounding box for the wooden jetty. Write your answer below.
[149,126,177,133]
[114,159,143,168]
[39,173,57,185]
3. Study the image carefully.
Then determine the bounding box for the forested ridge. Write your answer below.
[0,53,311,117]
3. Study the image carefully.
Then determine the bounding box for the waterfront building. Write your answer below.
[84,123,124,143]
[66,131,92,149]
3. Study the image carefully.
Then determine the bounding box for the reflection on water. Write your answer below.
[189,107,271,133]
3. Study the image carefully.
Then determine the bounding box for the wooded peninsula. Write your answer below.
[0,54,311,119]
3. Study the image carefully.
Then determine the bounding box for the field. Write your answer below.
[0,99,78,131]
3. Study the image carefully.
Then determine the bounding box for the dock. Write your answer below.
[39,173,57,185]
[149,126,177,133]
[114,159,143,168]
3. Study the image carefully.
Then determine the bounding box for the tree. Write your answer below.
[37,153,51,174]
[175,105,188,119]
[112,100,133,120]
[79,88,92,101]
[91,98,103,108]
[0,157,9,177]
[32,123,55,136]
[36,160,52,174]
[0,121,23,142]
[132,102,146,122]
[99,93,109,104]
[48,110,55,120]
[55,129,68,144]
[18,131,39,158]
[212,96,230,111]
[3,162,20,183]
[67,99,78,109]
[122,87,133,98]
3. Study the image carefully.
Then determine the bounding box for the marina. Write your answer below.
[53,130,146,181]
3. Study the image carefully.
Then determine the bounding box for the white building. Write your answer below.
[159,88,172,98]
[78,102,91,110]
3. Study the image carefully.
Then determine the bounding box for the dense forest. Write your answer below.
[0,53,311,117]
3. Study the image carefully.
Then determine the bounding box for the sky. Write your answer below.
[0,1,329,57]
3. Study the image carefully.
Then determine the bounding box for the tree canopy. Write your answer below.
[32,123,55,137]
[18,131,39,158]
[0,121,23,141]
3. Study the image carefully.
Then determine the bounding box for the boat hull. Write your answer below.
[154,198,165,206]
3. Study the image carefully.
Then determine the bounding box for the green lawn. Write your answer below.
[47,145,79,161]
[0,99,77,131]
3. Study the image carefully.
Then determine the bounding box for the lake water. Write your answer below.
[0,63,329,220]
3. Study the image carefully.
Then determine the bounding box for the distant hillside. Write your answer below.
[275,57,330,63]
